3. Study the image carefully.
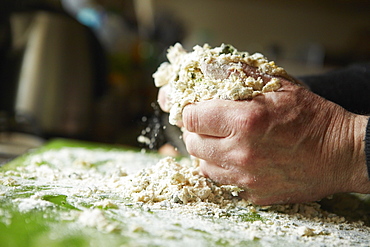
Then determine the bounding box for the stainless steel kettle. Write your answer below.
[1,8,107,139]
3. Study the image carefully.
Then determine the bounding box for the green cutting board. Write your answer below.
[1,139,369,247]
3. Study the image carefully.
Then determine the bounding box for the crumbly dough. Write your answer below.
[121,156,242,206]
[153,43,288,124]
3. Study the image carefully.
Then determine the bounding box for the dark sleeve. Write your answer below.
[298,63,370,115]
[366,118,370,180]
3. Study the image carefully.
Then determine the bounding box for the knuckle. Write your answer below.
[231,148,256,169]
[233,105,268,136]
[184,141,197,157]
[182,105,199,132]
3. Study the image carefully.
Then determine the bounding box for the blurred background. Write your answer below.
[0,0,369,159]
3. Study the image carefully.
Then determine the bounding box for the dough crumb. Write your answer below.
[153,43,288,124]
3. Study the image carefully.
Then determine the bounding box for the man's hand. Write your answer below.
[157,66,370,205]
[180,78,370,205]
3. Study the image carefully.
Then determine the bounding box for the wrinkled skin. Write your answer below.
[158,66,370,205]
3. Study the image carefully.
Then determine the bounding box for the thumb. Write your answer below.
[182,99,237,137]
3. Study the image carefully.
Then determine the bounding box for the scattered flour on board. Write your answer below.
[1,148,369,246]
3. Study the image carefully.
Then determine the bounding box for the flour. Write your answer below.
[1,147,369,246]
[15,195,54,213]
[153,43,288,124]
[78,208,120,233]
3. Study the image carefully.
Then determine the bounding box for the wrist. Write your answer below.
[348,114,370,194]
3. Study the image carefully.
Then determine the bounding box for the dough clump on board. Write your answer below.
[121,156,243,206]
[153,43,289,125]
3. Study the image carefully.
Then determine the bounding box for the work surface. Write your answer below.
[0,139,369,247]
